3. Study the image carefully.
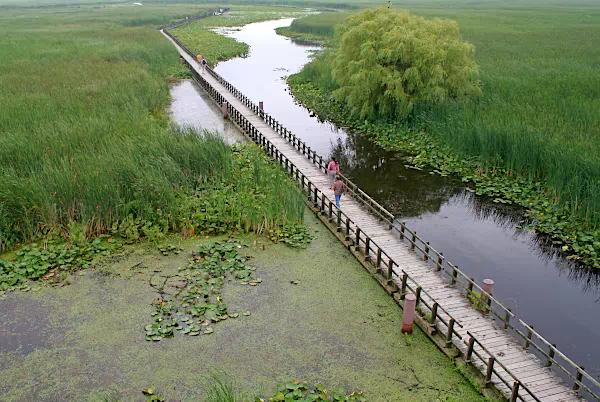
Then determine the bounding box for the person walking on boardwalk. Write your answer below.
[333,176,345,209]
[201,57,207,74]
[327,157,340,189]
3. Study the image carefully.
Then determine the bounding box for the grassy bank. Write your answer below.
[0,212,486,401]
[285,2,600,268]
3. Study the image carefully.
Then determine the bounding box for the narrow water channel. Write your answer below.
[172,18,600,377]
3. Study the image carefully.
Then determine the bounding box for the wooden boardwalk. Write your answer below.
[163,30,585,402]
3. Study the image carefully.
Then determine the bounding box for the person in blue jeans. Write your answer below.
[333,176,345,208]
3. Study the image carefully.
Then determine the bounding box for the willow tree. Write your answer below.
[331,8,482,120]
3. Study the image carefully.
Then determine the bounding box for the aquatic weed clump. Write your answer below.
[146,239,257,341]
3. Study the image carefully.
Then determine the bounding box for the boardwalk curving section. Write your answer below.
[162,27,598,402]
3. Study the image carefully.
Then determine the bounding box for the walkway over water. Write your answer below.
[162,27,597,402]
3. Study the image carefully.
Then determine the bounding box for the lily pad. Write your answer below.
[203,327,214,334]
[242,311,251,316]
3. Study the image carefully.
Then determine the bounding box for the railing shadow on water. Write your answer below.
[162,24,599,401]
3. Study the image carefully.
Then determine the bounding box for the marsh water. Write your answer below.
[169,19,600,377]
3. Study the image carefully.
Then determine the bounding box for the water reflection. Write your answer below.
[169,80,248,145]
[209,18,599,374]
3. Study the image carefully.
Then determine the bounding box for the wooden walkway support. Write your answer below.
[162,28,598,402]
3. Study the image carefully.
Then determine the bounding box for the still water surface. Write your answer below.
[172,18,599,376]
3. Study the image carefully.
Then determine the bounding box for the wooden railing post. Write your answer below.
[485,356,495,388]
[510,382,520,402]
[355,228,361,252]
[400,224,405,240]
[328,200,333,222]
[504,309,511,330]
[446,318,455,347]
[321,194,326,215]
[307,182,312,201]
[436,253,443,271]
[345,219,350,241]
[424,242,430,261]
[364,237,371,261]
[451,266,458,285]
[410,232,416,250]
[547,344,556,367]
[465,337,475,363]
[376,248,382,270]
[415,286,422,306]
[525,326,534,349]
[313,187,318,208]
[336,209,342,231]
[573,366,585,391]
[430,302,438,325]
[387,259,393,284]
[400,274,408,300]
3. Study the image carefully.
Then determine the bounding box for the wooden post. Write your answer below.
[451,266,458,285]
[345,219,350,241]
[410,232,416,250]
[387,259,393,284]
[401,294,416,334]
[400,274,408,300]
[364,237,371,261]
[313,187,318,208]
[573,366,584,391]
[504,309,511,330]
[525,326,534,349]
[467,277,474,294]
[321,195,325,215]
[510,382,520,402]
[222,101,228,119]
[415,287,422,306]
[446,318,455,347]
[424,242,430,261]
[430,302,438,325]
[259,101,263,112]
[436,253,443,271]
[336,209,341,231]
[485,356,495,388]
[376,248,382,269]
[400,224,405,240]
[465,337,475,363]
[547,344,556,367]
[328,200,333,222]
[355,228,361,252]
[307,182,312,201]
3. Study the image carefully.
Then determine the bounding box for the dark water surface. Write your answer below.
[173,19,599,376]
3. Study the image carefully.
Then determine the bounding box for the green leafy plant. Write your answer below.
[145,239,257,342]
[467,291,490,314]
[0,237,122,291]
[259,381,365,402]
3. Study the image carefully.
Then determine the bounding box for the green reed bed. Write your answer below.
[0,3,308,251]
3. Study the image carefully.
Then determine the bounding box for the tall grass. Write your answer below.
[287,11,350,37]
[0,3,306,249]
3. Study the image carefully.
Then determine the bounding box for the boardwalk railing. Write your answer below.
[163,26,598,400]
